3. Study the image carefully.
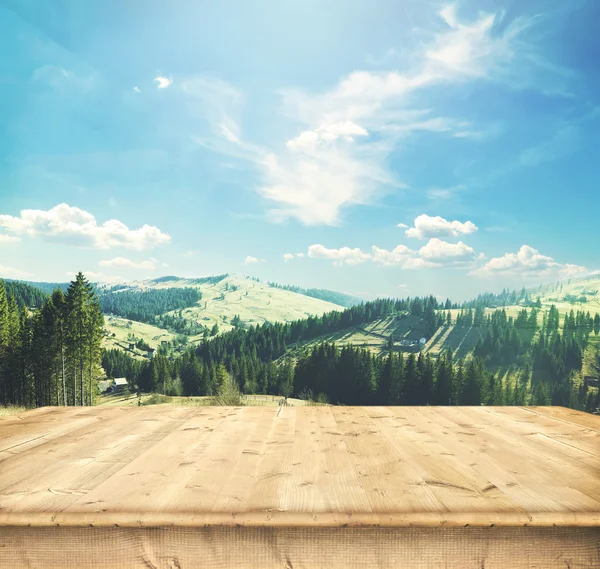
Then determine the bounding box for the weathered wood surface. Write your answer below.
[1,406,599,568]
[1,405,599,527]
[1,526,598,569]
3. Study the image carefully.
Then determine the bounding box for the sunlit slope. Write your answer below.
[102,316,177,357]
[113,274,344,339]
[535,274,600,317]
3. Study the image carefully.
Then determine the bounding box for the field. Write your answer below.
[97,392,309,407]
[102,316,177,358]
[102,275,343,353]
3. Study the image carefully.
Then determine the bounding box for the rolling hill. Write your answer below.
[99,274,345,353]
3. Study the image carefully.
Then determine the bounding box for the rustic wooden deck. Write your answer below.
[1,405,599,568]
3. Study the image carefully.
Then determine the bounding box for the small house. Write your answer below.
[112,377,128,392]
[128,343,135,351]
[147,348,155,359]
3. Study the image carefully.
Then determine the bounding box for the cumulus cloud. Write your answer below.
[307,237,481,270]
[418,238,476,264]
[371,245,426,268]
[283,253,294,262]
[0,265,31,278]
[472,245,586,278]
[99,257,159,270]
[308,244,371,266]
[372,238,477,269]
[405,214,478,240]
[396,223,408,229]
[154,76,172,89]
[0,204,171,250]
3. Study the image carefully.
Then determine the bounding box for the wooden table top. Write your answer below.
[1,405,599,528]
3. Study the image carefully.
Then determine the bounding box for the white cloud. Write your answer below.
[99,257,159,270]
[189,6,537,226]
[0,203,171,250]
[472,245,586,278]
[182,250,197,258]
[371,245,424,268]
[396,223,408,229]
[0,265,31,279]
[308,244,371,267]
[283,253,294,262]
[244,255,265,265]
[295,252,305,258]
[287,121,369,152]
[372,238,476,269]
[405,214,478,240]
[418,238,476,264]
[154,76,172,89]
[0,234,20,244]
[133,86,141,93]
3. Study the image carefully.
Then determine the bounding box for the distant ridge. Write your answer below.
[267,282,364,308]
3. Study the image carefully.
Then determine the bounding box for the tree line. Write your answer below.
[103,302,598,414]
[0,274,104,407]
[98,287,202,325]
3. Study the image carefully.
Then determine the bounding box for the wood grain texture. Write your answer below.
[1,406,599,568]
[1,405,599,527]
[1,526,598,569]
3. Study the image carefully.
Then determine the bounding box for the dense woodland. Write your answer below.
[102,298,600,413]
[0,274,104,407]
[98,287,202,325]
[2,276,599,413]
[2,280,49,309]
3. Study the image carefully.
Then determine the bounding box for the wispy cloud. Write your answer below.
[519,125,580,167]
[99,257,159,270]
[426,184,466,200]
[0,204,171,250]
[187,4,546,225]
[32,65,96,92]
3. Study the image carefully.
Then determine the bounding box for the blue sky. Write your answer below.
[0,0,598,301]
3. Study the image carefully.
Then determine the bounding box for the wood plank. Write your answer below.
[0,406,598,529]
[1,526,598,569]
